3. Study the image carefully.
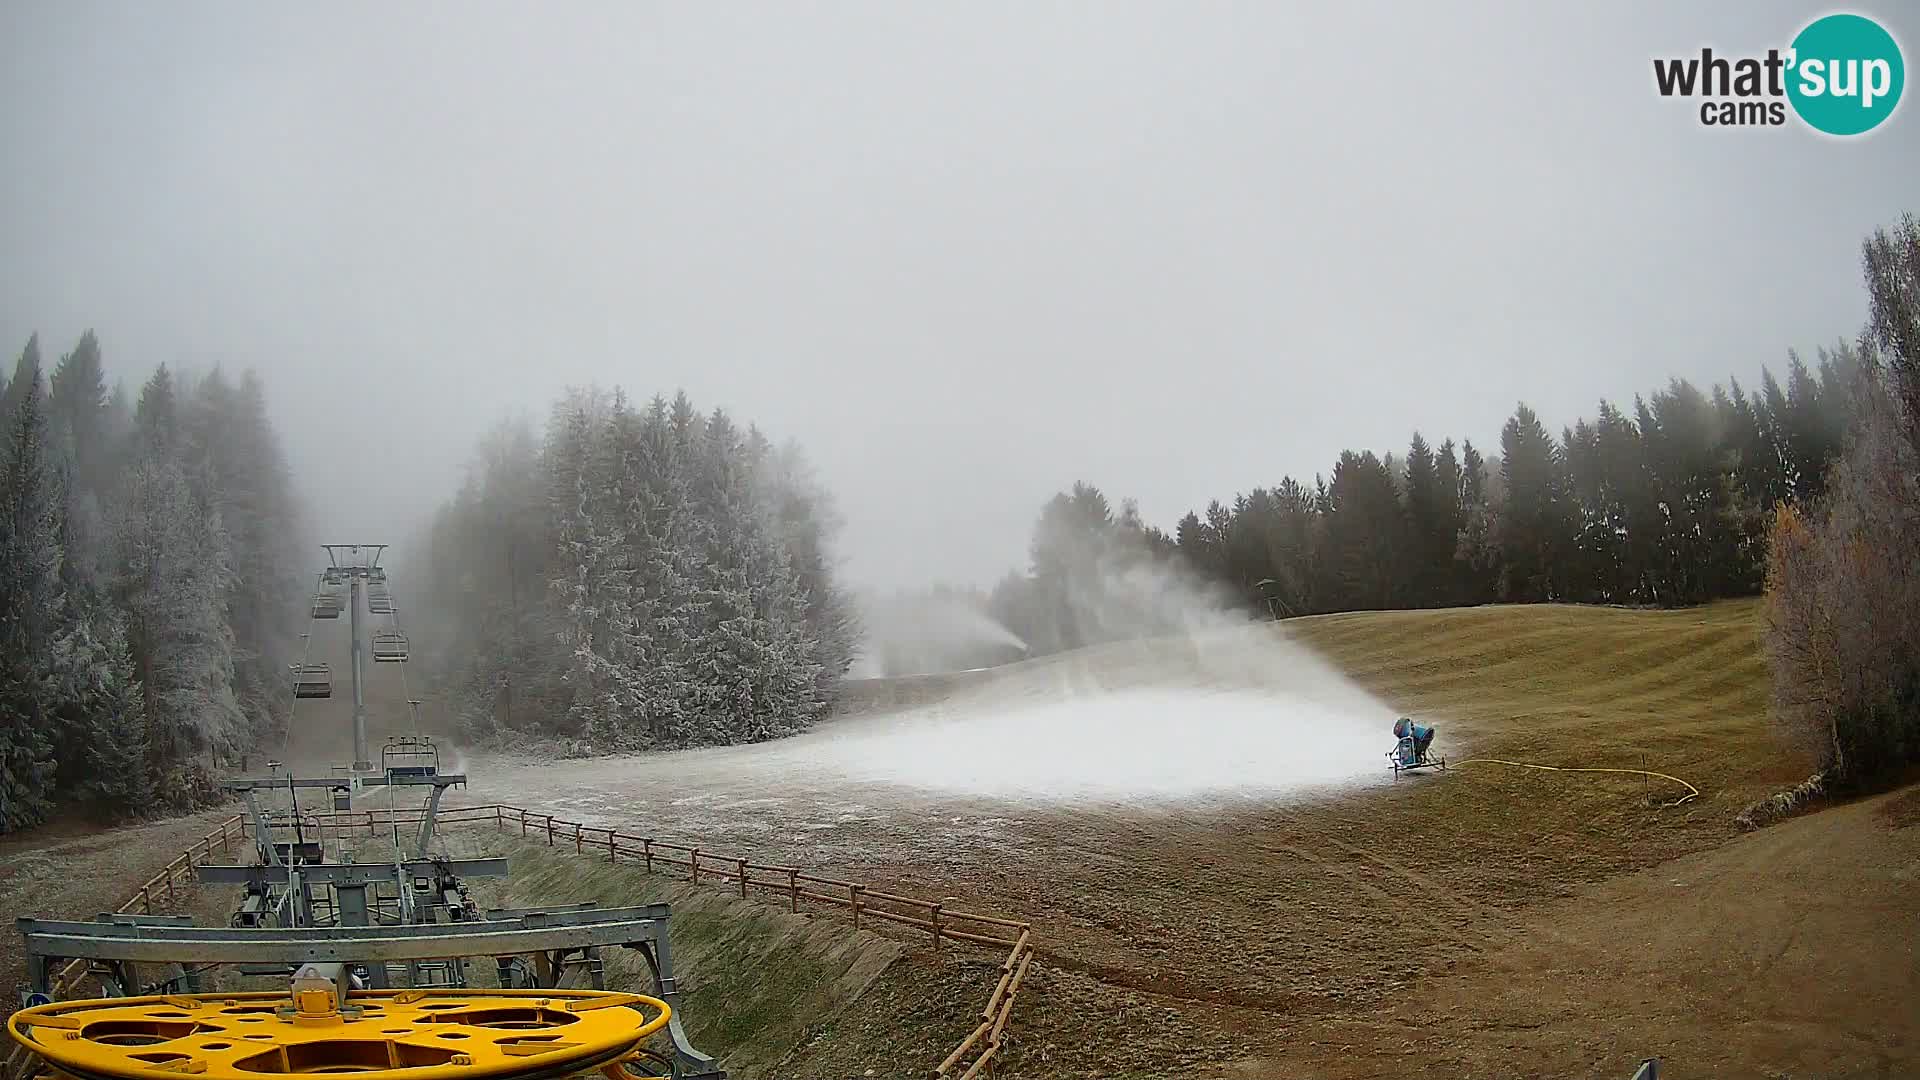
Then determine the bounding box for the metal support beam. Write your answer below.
[484,903,599,919]
[240,790,284,868]
[20,906,679,968]
[349,578,368,771]
[225,773,464,797]
[415,783,451,857]
[224,778,380,791]
[196,858,510,888]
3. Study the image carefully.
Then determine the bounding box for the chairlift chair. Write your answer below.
[310,593,342,620]
[369,566,388,582]
[291,662,332,699]
[383,736,440,779]
[371,629,409,663]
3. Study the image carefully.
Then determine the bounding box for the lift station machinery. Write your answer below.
[8,738,726,1079]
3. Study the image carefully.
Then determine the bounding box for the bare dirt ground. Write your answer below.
[0,807,237,994]
[5,600,1913,1077]
[441,601,1913,1078]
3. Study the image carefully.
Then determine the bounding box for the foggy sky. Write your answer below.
[3,2,1915,588]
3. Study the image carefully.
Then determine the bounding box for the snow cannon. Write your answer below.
[1386,716,1446,777]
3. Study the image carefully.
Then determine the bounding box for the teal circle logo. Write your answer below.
[1787,14,1905,135]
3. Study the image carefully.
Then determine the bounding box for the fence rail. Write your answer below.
[3,816,243,1080]
[300,804,1031,954]
[6,802,1035,1079]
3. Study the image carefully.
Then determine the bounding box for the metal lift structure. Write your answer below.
[299,544,404,774]
[11,738,726,1079]
[6,546,727,1080]
[290,545,416,773]
[217,748,479,941]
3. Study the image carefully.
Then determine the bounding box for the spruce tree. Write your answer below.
[0,359,64,831]
[1402,433,1447,606]
[48,606,151,817]
[1496,403,1571,602]
[0,334,39,424]
[1323,451,1404,610]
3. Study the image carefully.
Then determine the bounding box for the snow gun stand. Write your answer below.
[1387,736,1447,777]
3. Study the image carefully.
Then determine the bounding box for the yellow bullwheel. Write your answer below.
[6,989,674,1080]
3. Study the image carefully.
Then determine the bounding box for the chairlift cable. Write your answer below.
[281,571,325,760]
[381,588,432,863]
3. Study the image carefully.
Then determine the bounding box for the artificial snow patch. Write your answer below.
[831,687,1386,800]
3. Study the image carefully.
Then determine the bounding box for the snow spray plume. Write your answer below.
[852,586,1028,677]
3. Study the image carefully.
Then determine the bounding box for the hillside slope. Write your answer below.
[452,598,1884,1077]
[12,599,1894,1077]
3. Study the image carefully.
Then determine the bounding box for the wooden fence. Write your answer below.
[2,816,244,1080]
[6,804,1035,1079]
[310,803,1036,1077]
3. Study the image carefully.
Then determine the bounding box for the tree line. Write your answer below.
[418,388,857,751]
[1764,214,1920,791]
[988,343,1861,656]
[982,212,1920,794]
[0,333,303,832]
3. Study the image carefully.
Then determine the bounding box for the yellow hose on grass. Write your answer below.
[1450,758,1700,808]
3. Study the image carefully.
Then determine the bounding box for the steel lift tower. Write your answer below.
[321,544,387,773]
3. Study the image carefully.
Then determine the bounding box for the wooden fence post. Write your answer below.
[931,904,943,958]
[787,870,799,913]
[545,815,555,846]
[608,831,617,863]
[520,810,528,837]
[850,885,863,931]
[690,849,700,884]
[736,859,748,899]
[574,822,583,853]
[642,839,653,873]
[496,805,504,831]
[139,885,151,914]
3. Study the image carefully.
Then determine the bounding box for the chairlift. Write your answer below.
[320,567,346,586]
[369,596,395,615]
[291,662,332,699]
[368,566,388,583]
[310,593,342,620]
[371,629,409,662]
